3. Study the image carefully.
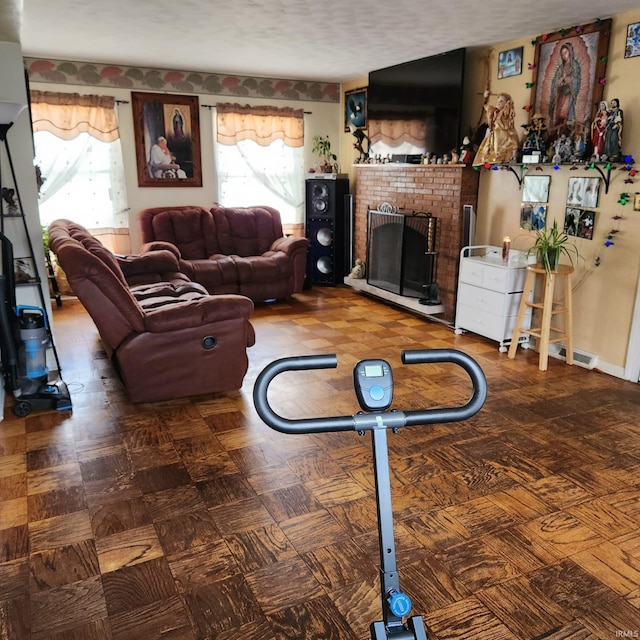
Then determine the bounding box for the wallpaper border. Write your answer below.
[24,58,341,103]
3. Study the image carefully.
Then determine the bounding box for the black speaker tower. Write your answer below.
[305,176,350,286]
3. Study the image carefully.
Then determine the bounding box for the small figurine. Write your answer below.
[591,100,608,161]
[572,132,586,161]
[603,98,623,162]
[1,187,19,216]
[521,113,548,157]
[348,259,365,279]
[459,136,473,164]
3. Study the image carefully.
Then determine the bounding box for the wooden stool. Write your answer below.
[507,264,573,371]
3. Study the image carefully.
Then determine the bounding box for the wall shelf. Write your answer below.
[480,158,635,194]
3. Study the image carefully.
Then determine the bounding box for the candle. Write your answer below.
[502,236,511,262]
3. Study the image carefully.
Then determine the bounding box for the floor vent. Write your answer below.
[548,343,598,369]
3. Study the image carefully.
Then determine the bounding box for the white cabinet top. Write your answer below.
[461,245,534,269]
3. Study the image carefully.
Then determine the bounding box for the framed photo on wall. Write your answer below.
[498,47,523,79]
[132,92,202,188]
[530,20,611,152]
[522,175,550,203]
[14,257,37,284]
[625,22,640,58]
[344,88,367,132]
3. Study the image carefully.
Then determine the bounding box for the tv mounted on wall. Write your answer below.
[367,48,466,159]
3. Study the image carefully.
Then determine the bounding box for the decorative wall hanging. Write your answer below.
[624,22,640,58]
[344,88,367,132]
[567,176,601,207]
[530,20,611,155]
[522,175,550,202]
[498,47,523,79]
[131,92,202,188]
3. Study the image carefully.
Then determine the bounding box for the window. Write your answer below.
[214,104,304,227]
[30,91,128,230]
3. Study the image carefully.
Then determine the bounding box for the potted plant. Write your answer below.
[526,218,580,273]
[312,135,337,173]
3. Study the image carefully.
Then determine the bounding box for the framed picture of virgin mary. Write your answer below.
[132,92,202,187]
[530,20,611,156]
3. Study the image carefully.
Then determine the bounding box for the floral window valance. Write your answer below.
[30,90,119,142]
[216,103,304,147]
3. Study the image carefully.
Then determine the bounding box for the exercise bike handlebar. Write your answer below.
[253,348,487,435]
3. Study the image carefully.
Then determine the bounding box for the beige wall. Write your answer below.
[469,9,640,375]
[341,9,640,377]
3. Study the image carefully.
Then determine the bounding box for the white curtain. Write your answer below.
[34,131,128,228]
[31,91,128,229]
[213,104,304,226]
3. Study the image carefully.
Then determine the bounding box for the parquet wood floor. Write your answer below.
[1,286,640,639]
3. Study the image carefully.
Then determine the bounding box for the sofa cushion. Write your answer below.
[130,281,209,310]
[58,219,128,287]
[233,252,293,284]
[139,206,220,259]
[211,205,283,257]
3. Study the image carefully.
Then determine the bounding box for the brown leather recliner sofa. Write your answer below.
[137,205,309,301]
[48,219,255,403]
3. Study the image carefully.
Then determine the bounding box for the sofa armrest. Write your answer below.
[270,235,309,257]
[144,294,254,334]
[140,240,182,259]
[117,250,180,280]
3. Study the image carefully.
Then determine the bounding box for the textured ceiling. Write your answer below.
[19,0,640,83]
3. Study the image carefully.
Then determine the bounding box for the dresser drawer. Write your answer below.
[459,260,508,292]
[456,303,532,343]
[459,258,528,293]
[458,282,507,315]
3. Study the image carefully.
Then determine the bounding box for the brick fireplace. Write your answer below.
[353,164,479,322]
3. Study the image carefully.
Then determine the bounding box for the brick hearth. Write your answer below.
[353,164,479,322]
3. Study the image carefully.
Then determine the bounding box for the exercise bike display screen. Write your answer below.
[364,364,383,377]
[354,359,393,412]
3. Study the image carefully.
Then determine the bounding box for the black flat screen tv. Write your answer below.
[367,48,466,158]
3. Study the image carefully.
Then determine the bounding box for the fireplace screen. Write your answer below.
[366,209,438,299]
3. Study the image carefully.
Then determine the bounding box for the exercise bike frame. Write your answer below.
[253,348,487,640]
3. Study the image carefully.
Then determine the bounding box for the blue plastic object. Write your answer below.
[387,589,412,618]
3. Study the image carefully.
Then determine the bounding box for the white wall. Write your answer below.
[29,82,341,251]
[0,42,52,318]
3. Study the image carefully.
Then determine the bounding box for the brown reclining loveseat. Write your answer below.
[138,205,309,301]
[48,219,255,403]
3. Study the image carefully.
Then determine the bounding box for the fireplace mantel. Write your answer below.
[351,163,479,322]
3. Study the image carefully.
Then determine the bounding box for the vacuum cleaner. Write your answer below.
[254,348,487,639]
[0,232,71,417]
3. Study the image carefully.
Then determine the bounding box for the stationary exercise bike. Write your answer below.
[253,348,487,639]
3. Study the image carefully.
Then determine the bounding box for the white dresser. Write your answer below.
[455,246,533,352]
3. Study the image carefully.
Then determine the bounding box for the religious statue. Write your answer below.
[472,93,520,165]
[591,100,608,160]
[521,113,548,157]
[603,98,623,161]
